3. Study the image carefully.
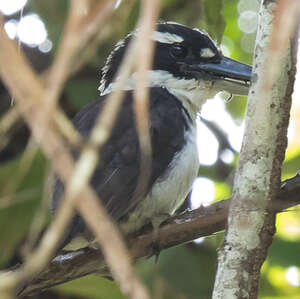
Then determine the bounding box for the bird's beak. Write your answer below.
[189,56,252,96]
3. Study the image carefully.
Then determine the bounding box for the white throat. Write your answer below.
[99,70,219,120]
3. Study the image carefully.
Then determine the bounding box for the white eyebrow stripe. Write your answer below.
[200,48,216,58]
[152,31,184,44]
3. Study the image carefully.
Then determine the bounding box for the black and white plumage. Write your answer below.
[52,22,252,250]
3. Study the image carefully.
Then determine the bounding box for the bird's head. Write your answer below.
[99,22,252,117]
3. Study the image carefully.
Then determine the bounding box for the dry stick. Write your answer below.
[44,0,115,145]
[17,174,300,297]
[131,0,160,205]
[0,107,21,155]
[51,1,134,147]
[0,16,150,299]
[54,109,82,146]
[0,103,80,150]
[45,1,139,158]
[71,0,137,76]
[0,107,20,135]
[79,0,115,43]
[70,26,111,75]
[44,0,134,152]
[44,0,84,108]
[212,1,299,298]
[42,0,130,147]
[67,42,138,198]
[45,0,114,113]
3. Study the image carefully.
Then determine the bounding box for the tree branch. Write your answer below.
[15,174,300,297]
[212,1,299,298]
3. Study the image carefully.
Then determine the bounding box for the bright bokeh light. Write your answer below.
[285,224,300,234]
[237,0,260,14]
[220,44,230,57]
[228,121,244,152]
[17,14,47,46]
[193,237,205,244]
[285,267,300,287]
[191,177,215,209]
[0,0,27,15]
[38,39,53,53]
[220,149,234,164]
[4,19,18,39]
[287,122,295,144]
[197,120,219,165]
[238,10,258,34]
[237,0,259,53]
[287,40,300,153]
[114,0,122,9]
[201,95,244,152]
[276,212,300,241]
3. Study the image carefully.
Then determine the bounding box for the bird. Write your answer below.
[52,22,252,251]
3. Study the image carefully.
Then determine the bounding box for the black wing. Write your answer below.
[52,87,190,243]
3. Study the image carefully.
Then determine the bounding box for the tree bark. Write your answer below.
[212,1,299,298]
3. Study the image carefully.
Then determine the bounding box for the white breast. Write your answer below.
[122,126,199,232]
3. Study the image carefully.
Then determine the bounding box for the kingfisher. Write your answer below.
[52,22,252,250]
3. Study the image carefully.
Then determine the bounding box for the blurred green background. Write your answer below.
[0,0,300,298]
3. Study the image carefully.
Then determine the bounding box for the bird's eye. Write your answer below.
[170,44,187,59]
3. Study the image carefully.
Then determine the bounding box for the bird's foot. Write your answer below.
[150,213,169,262]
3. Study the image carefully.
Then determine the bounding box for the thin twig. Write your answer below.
[45,0,114,116]
[44,0,84,109]
[0,107,20,135]
[41,0,115,152]
[131,0,160,202]
[0,107,22,156]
